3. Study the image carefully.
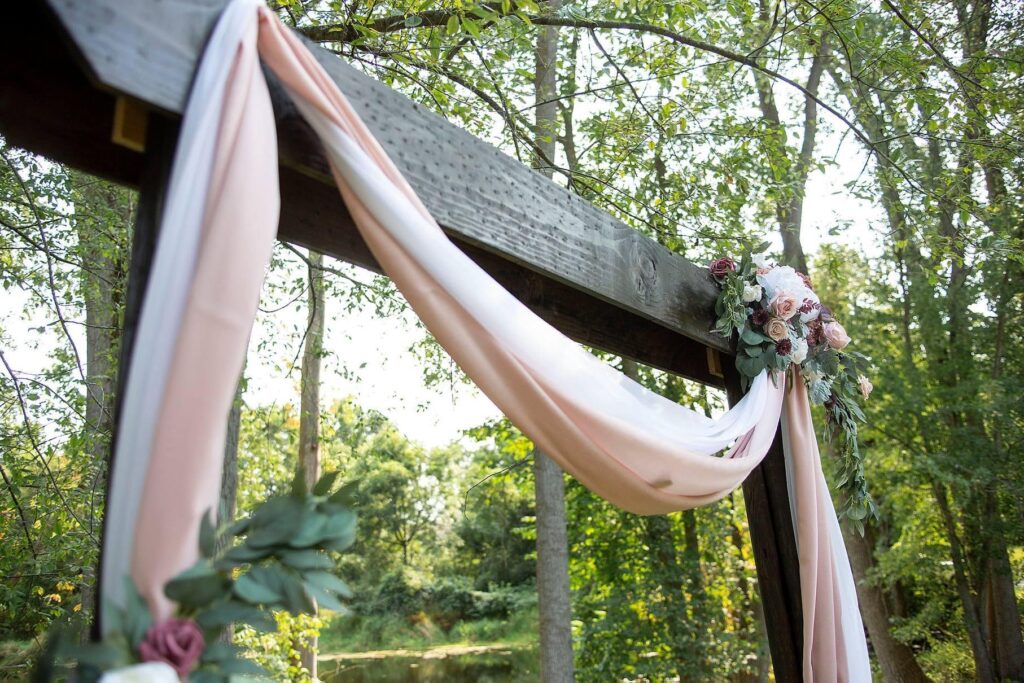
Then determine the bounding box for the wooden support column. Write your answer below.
[723,362,804,681]
[93,115,179,637]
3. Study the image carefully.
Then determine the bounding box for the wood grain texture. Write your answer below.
[46,0,728,354]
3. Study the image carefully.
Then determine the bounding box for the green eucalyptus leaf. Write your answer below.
[303,570,354,599]
[233,573,283,606]
[199,508,217,559]
[279,548,334,570]
[303,580,347,613]
[328,480,359,506]
[312,470,340,496]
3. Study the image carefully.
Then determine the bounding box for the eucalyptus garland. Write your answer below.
[37,469,358,682]
[709,244,875,528]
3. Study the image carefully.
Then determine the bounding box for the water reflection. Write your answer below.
[320,646,539,682]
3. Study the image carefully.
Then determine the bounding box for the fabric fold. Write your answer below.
[101,2,870,680]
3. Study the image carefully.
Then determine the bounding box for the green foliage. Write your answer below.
[40,470,357,682]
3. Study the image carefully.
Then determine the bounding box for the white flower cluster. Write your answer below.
[756,265,818,306]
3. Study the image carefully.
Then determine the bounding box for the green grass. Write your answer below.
[318,604,539,655]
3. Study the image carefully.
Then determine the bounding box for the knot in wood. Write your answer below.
[630,240,659,302]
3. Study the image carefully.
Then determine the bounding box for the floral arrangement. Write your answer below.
[709,245,875,527]
[37,469,358,683]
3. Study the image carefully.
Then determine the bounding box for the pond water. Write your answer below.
[319,646,539,682]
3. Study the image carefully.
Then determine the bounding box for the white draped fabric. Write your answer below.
[99,1,869,679]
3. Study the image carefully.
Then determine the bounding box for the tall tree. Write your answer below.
[297,250,325,679]
[532,2,574,680]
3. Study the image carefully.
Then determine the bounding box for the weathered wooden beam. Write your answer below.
[94,115,180,638]
[40,0,729,359]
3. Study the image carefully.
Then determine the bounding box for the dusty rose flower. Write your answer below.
[138,618,205,677]
[858,375,873,399]
[770,291,799,320]
[775,338,793,356]
[766,318,789,341]
[752,307,771,327]
[708,257,737,279]
[823,321,851,350]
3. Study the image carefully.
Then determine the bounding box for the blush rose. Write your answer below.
[770,291,799,320]
[823,321,851,350]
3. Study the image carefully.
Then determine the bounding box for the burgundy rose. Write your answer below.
[806,319,824,346]
[775,338,793,356]
[752,307,771,327]
[708,257,737,279]
[138,618,205,677]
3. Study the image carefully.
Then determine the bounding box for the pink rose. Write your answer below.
[765,318,789,341]
[138,618,205,677]
[708,257,736,279]
[858,375,873,399]
[823,321,851,349]
[769,291,799,320]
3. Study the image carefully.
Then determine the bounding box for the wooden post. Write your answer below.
[92,115,179,638]
[724,365,804,681]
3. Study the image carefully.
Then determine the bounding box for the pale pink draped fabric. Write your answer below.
[111,4,867,679]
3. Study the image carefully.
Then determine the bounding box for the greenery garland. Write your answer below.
[709,244,875,529]
[35,469,358,682]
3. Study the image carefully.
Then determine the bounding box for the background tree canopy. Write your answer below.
[1,0,1021,680]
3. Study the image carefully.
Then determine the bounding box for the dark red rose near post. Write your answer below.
[708,257,737,279]
[138,618,205,677]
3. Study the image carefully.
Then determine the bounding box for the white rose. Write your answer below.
[99,663,179,683]
[789,337,808,364]
[757,265,817,304]
[802,369,824,383]
[742,283,762,303]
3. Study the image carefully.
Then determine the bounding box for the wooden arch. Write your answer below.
[0,1,803,677]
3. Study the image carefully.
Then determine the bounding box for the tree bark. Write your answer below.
[535,449,575,683]
[71,172,132,631]
[841,522,931,683]
[298,250,325,679]
[532,5,574,681]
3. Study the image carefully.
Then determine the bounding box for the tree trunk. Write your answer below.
[71,172,132,629]
[532,6,574,681]
[841,522,931,683]
[535,449,575,683]
[298,250,325,680]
